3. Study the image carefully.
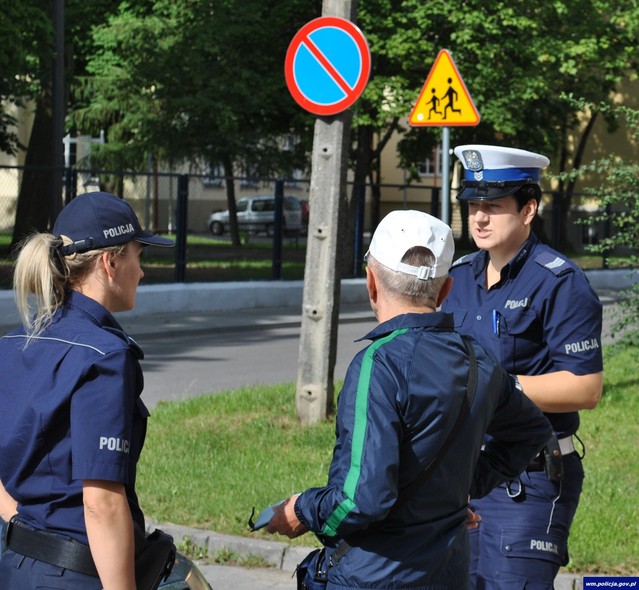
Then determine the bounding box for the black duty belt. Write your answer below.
[5,518,98,577]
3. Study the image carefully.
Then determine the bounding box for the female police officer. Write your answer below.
[0,191,173,589]
[442,145,603,589]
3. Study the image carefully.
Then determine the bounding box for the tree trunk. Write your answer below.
[342,124,373,277]
[223,156,241,246]
[557,111,599,250]
[11,91,58,249]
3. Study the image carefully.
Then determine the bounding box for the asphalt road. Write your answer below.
[133,303,377,408]
[132,292,620,410]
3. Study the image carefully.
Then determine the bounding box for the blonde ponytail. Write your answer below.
[13,233,129,340]
[13,234,68,338]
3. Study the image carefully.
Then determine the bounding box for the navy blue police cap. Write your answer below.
[53,191,174,256]
[454,145,550,201]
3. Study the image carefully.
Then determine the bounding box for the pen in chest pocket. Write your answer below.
[492,309,500,336]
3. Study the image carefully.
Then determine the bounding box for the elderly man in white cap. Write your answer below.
[266,210,552,590]
[443,145,604,589]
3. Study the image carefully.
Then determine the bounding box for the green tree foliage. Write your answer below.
[568,101,639,345]
[353,0,639,246]
[0,2,51,155]
[7,1,639,250]
[71,0,320,245]
[1,1,56,247]
[5,0,119,245]
[446,0,639,249]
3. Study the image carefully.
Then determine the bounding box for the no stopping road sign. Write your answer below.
[285,16,371,116]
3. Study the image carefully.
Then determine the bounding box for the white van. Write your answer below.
[207,195,303,236]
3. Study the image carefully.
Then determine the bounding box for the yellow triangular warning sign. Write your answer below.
[409,49,480,127]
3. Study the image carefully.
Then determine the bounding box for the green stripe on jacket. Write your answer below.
[321,328,409,537]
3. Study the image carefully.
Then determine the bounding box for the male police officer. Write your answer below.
[267,210,553,589]
[442,145,603,589]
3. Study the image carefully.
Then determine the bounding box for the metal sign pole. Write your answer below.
[441,127,450,224]
[407,49,480,226]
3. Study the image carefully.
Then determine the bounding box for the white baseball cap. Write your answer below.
[367,210,454,280]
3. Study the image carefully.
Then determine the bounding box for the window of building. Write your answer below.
[239,164,260,188]
[203,163,225,188]
[417,145,443,178]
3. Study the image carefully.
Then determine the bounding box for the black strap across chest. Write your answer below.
[397,335,478,502]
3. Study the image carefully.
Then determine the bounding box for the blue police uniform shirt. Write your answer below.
[0,290,148,545]
[442,233,603,438]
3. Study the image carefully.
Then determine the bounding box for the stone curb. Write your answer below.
[148,519,588,588]
[146,519,313,573]
[0,269,635,328]
[0,278,369,327]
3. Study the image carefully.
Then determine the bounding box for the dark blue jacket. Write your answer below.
[295,312,552,589]
[0,291,148,545]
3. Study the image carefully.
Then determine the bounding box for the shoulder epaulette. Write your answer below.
[533,251,572,276]
[451,251,479,268]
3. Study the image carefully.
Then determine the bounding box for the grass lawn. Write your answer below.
[0,232,310,288]
[566,343,639,574]
[137,343,639,573]
[137,383,334,547]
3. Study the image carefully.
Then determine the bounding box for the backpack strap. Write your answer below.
[396,335,477,501]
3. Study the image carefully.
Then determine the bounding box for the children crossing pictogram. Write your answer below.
[409,50,480,127]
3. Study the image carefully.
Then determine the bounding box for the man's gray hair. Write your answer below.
[368,246,448,305]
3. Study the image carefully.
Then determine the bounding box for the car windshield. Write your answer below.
[236,200,249,212]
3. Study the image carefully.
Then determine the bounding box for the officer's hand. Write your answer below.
[466,507,481,529]
[267,495,308,538]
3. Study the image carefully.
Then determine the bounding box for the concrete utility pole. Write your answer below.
[296,0,357,425]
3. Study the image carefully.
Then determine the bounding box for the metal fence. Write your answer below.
[0,165,444,236]
[0,164,626,281]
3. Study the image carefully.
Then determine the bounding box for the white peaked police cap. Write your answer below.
[454,145,550,201]
[367,210,454,280]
